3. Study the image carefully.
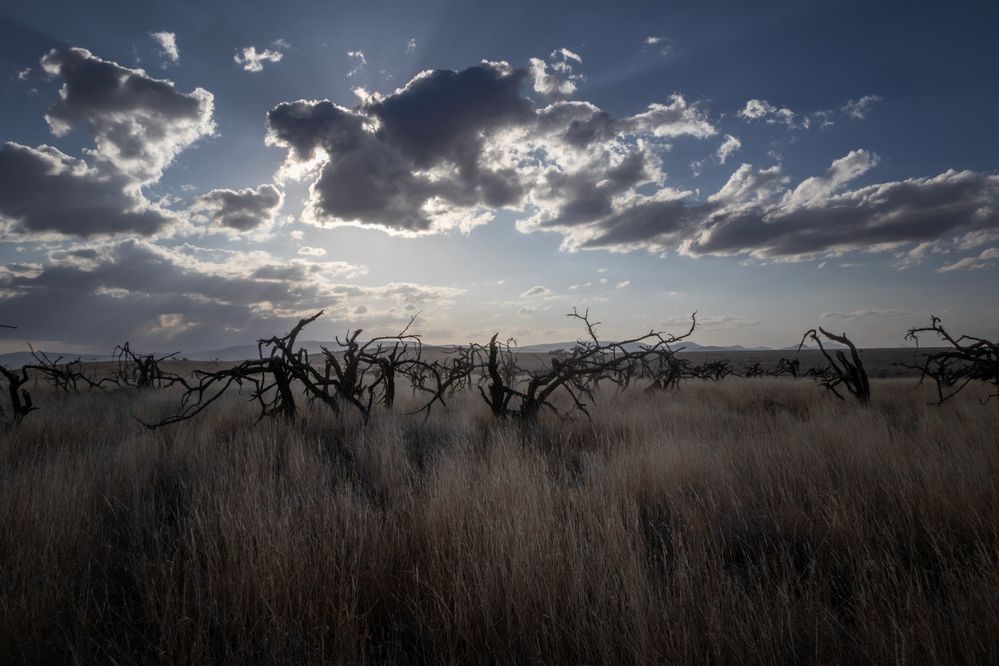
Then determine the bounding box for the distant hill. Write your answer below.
[515,341,773,354]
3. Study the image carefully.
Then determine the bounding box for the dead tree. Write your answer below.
[692,359,734,381]
[799,328,870,405]
[24,346,102,393]
[770,357,800,379]
[474,309,697,419]
[106,343,183,389]
[642,350,690,393]
[143,312,440,428]
[904,316,999,404]
[742,360,766,378]
[0,364,36,425]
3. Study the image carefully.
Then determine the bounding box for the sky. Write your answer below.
[1,0,997,353]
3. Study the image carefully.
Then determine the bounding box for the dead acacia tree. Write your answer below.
[24,346,102,393]
[691,359,734,381]
[143,312,440,428]
[105,343,183,389]
[641,349,691,393]
[473,309,697,419]
[799,327,870,405]
[904,316,999,404]
[770,357,801,379]
[0,364,36,425]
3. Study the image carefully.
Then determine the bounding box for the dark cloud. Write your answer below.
[268,62,532,232]
[0,142,175,237]
[192,184,283,231]
[268,63,716,235]
[0,240,459,349]
[40,47,214,182]
[573,154,999,262]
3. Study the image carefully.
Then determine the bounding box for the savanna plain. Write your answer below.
[1,368,997,664]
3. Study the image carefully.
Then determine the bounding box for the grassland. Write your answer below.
[1,376,997,664]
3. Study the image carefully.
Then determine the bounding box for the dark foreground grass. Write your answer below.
[1,379,997,664]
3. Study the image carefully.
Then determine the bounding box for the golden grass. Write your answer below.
[1,379,997,664]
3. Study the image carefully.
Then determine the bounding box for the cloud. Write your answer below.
[842,94,883,120]
[643,35,672,55]
[234,46,283,72]
[661,314,760,330]
[565,152,999,261]
[820,309,916,320]
[615,280,630,289]
[780,149,878,210]
[40,47,215,183]
[0,142,176,238]
[296,246,326,256]
[406,38,416,53]
[521,285,551,297]
[268,62,535,233]
[347,50,366,77]
[191,184,284,232]
[0,239,455,349]
[529,48,584,97]
[716,134,741,164]
[737,99,805,129]
[938,247,999,272]
[267,61,714,240]
[149,31,179,63]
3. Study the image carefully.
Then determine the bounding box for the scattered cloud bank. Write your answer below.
[268,61,715,237]
[938,247,999,272]
[262,61,998,265]
[821,309,917,321]
[235,46,284,72]
[0,239,459,349]
[0,48,214,239]
[41,47,215,183]
[0,143,177,238]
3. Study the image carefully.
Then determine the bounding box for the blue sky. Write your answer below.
[0,0,997,352]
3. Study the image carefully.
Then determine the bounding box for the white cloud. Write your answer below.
[297,246,327,256]
[615,280,631,289]
[521,285,552,298]
[716,134,741,165]
[821,309,916,320]
[41,47,215,183]
[737,99,805,129]
[529,48,585,97]
[842,94,883,120]
[234,46,283,72]
[149,31,179,63]
[938,247,999,272]
[406,38,416,53]
[347,50,366,77]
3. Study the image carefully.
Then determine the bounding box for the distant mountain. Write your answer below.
[515,341,773,354]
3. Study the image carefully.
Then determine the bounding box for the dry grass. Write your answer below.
[1,379,997,664]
